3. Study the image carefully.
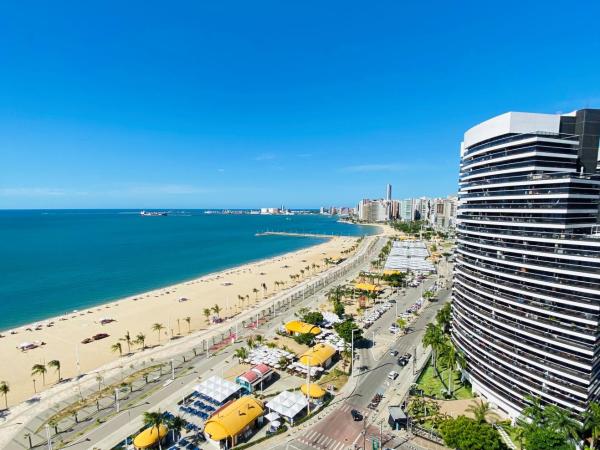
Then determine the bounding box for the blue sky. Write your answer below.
[1,1,599,209]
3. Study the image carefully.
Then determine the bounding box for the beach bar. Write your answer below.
[235,363,274,394]
[133,424,168,450]
[284,320,321,336]
[299,343,337,369]
[204,396,264,448]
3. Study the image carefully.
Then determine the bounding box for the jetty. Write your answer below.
[255,231,347,238]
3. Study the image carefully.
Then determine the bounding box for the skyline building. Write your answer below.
[453,109,600,419]
[386,183,392,201]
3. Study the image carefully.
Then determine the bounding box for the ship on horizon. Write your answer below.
[140,210,168,216]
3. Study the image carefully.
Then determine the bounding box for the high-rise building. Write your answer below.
[453,109,600,420]
[386,183,392,201]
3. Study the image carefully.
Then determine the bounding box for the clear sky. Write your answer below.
[1,1,599,209]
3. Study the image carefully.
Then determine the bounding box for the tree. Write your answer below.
[303,311,323,325]
[0,381,9,410]
[212,304,221,318]
[584,402,600,450]
[168,415,186,442]
[333,300,345,318]
[396,317,408,334]
[519,396,579,450]
[439,416,507,450]
[261,282,267,297]
[135,332,146,350]
[111,342,123,357]
[95,373,104,392]
[334,319,362,344]
[203,308,212,324]
[31,363,47,385]
[184,317,191,334]
[436,303,452,332]
[122,331,132,354]
[466,399,498,424]
[152,323,165,343]
[143,411,165,450]
[48,360,61,382]
[524,426,573,450]
[422,323,445,373]
[234,347,248,363]
[246,337,255,349]
[294,333,315,346]
[252,288,260,300]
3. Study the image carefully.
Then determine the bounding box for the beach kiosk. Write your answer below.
[235,363,274,394]
[194,375,242,406]
[284,320,321,336]
[299,343,337,369]
[388,406,407,430]
[301,383,327,404]
[133,424,168,449]
[204,396,264,448]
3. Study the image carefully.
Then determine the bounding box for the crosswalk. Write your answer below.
[297,430,348,450]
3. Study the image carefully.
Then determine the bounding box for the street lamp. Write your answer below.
[351,328,358,378]
[114,387,120,413]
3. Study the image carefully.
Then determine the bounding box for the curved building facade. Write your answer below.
[453,109,600,419]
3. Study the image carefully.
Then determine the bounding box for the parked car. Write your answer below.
[387,370,399,380]
[397,357,408,366]
[390,350,399,357]
[81,337,93,344]
[93,333,109,340]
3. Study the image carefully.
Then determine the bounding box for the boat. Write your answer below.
[140,210,168,216]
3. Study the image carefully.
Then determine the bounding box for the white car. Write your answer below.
[387,371,399,380]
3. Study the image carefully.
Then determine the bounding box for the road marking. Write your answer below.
[305,430,316,440]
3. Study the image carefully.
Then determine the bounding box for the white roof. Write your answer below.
[194,375,241,403]
[266,390,308,419]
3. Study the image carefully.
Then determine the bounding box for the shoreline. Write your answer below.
[0,235,361,406]
[0,235,333,335]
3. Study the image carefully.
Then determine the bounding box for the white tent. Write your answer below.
[194,375,241,404]
[266,390,308,423]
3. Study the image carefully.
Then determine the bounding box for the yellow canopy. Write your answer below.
[299,343,336,367]
[133,424,168,449]
[301,383,326,398]
[354,283,380,292]
[204,396,264,442]
[383,270,401,275]
[284,320,321,335]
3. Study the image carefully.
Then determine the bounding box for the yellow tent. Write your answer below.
[299,343,337,367]
[354,283,380,292]
[204,396,264,442]
[383,269,401,275]
[301,383,326,398]
[284,320,321,335]
[133,424,168,449]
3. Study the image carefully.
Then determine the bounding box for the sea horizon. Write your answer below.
[0,209,374,331]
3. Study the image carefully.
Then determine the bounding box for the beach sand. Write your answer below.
[0,236,359,407]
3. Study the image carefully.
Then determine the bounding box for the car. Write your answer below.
[92,333,109,340]
[351,409,363,421]
[404,353,412,360]
[390,350,399,357]
[81,337,93,344]
[397,357,408,366]
[387,370,399,380]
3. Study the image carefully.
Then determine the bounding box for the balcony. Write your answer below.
[457,222,600,245]
[461,145,578,171]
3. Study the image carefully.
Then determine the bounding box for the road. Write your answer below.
[272,277,451,450]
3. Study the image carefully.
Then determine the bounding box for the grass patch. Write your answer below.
[416,362,472,400]
[318,367,349,392]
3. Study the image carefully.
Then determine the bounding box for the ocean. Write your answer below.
[0,210,374,330]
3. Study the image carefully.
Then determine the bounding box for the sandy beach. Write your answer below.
[0,236,360,407]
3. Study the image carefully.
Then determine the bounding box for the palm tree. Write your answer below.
[135,332,147,350]
[252,288,259,301]
[203,308,211,324]
[152,323,165,343]
[168,415,186,442]
[111,342,123,357]
[95,373,104,392]
[0,381,9,410]
[212,304,221,318]
[439,341,457,395]
[396,317,408,334]
[31,363,47,385]
[254,334,264,346]
[261,282,267,297]
[246,337,255,349]
[234,347,248,363]
[436,303,452,332]
[422,323,445,375]
[341,348,352,372]
[48,360,61,382]
[546,404,581,443]
[466,399,498,424]
[584,402,600,450]
[122,331,132,354]
[237,294,245,309]
[142,411,165,450]
[184,317,191,334]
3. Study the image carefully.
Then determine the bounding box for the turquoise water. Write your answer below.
[0,210,374,330]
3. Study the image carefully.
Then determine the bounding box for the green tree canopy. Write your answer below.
[302,311,323,325]
[334,319,362,343]
[439,416,506,450]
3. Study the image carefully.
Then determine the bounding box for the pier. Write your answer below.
[255,231,348,238]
